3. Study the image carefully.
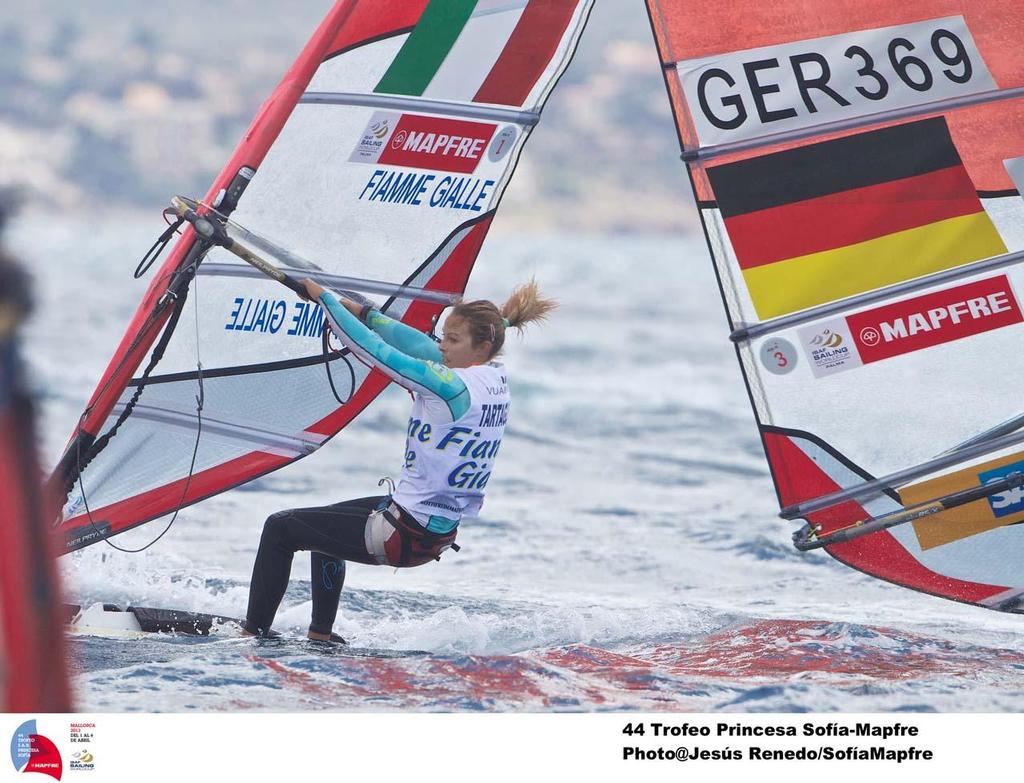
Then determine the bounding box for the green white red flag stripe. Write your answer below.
[422,2,527,101]
[375,0,478,96]
[373,0,579,106]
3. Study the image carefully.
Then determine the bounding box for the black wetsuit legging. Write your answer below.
[244,495,386,635]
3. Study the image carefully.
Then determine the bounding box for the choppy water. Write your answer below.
[12,214,1024,711]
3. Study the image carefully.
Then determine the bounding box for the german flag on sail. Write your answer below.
[708,118,1008,320]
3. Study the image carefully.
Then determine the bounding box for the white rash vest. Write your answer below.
[393,361,510,527]
[319,291,510,530]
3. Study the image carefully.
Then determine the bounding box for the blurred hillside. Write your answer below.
[0,1,696,233]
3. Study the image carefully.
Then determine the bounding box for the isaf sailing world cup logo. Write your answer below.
[69,749,95,771]
[809,329,843,349]
[797,320,865,378]
[9,720,63,780]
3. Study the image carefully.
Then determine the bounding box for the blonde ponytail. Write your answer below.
[500,278,558,332]
[451,278,557,358]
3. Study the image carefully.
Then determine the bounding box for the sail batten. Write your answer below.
[683,85,1024,162]
[109,404,326,454]
[731,247,1024,343]
[300,92,541,124]
[196,263,461,304]
[781,427,1024,520]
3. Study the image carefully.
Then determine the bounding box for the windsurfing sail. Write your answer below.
[644,0,1024,611]
[0,252,72,711]
[51,0,594,553]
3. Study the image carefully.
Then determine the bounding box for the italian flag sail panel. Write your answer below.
[646,0,1024,611]
[372,0,580,105]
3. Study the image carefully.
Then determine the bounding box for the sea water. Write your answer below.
[13,214,1024,711]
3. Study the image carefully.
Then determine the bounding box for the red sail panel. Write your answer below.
[828,533,1010,605]
[645,2,690,147]
[60,452,289,548]
[763,430,1009,605]
[325,0,431,56]
[473,0,579,105]
[648,0,1024,86]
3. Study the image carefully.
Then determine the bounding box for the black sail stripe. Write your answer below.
[707,117,963,218]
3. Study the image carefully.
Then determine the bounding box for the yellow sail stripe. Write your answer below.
[903,452,1024,550]
[742,211,1008,319]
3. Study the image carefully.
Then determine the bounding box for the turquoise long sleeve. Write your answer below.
[319,292,469,419]
[365,309,443,362]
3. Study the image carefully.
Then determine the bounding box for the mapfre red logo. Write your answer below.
[846,275,1023,363]
[378,114,496,174]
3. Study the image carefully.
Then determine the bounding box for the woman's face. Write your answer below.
[439,315,492,368]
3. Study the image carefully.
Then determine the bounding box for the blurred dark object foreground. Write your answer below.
[0,193,73,712]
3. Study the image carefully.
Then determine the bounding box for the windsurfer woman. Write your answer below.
[241,278,556,640]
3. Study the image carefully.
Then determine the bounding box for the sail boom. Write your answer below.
[780,429,1024,520]
[730,248,1024,343]
[300,92,540,125]
[682,86,1024,163]
[793,470,1024,550]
